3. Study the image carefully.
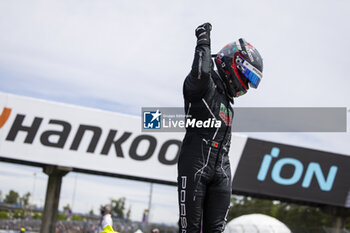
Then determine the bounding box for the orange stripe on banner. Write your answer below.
[0,107,12,128]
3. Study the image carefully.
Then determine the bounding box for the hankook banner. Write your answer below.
[0,92,247,185]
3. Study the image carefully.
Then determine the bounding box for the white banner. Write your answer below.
[0,92,247,184]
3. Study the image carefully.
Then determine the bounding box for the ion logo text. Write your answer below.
[257,147,338,191]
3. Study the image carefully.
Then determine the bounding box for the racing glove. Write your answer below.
[195,22,212,46]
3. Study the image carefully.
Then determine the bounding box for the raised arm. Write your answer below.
[183,23,213,101]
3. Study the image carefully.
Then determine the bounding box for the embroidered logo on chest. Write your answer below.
[219,103,232,126]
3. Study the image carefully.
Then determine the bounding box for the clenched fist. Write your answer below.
[195,22,212,46]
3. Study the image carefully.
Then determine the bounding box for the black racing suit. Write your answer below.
[177,42,233,233]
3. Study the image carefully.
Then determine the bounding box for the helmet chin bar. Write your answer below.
[224,67,248,98]
[231,77,248,97]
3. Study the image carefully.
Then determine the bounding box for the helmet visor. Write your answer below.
[236,55,263,88]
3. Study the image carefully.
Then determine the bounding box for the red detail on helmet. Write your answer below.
[224,44,230,48]
[231,52,248,90]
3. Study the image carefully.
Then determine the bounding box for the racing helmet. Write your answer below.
[215,38,263,98]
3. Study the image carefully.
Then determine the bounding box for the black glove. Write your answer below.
[195,22,212,46]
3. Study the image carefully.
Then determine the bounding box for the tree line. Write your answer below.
[0,190,131,222]
[0,190,31,207]
[228,195,350,232]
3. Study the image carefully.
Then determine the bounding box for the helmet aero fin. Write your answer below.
[215,38,263,98]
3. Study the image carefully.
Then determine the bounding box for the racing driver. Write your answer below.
[177,22,263,233]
